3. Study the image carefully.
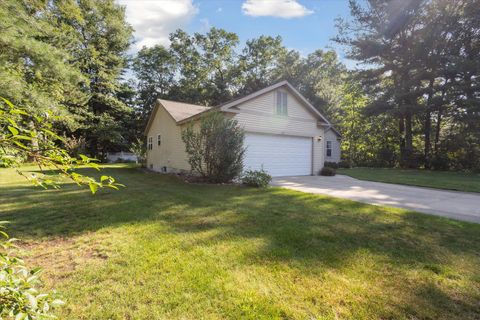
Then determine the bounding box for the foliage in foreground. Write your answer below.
[182,111,245,183]
[0,222,64,319]
[242,169,272,188]
[0,98,123,193]
[1,97,124,318]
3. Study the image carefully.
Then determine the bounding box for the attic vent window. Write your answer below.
[276,91,287,116]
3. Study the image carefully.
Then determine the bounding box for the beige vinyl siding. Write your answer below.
[146,104,190,172]
[324,129,341,163]
[233,89,325,173]
[145,85,335,175]
[233,91,322,137]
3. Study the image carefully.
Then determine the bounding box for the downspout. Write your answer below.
[311,137,314,175]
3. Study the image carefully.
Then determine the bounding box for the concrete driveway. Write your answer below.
[271,175,480,223]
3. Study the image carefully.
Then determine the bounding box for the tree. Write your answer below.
[132,45,175,122]
[1,0,136,159]
[276,49,347,122]
[237,35,286,94]
[335,0,480,170]
[336,78,398,167]
[181,112,245,183]
[58,0,134,157]
[169,28,239,106]
[0,0,87,119]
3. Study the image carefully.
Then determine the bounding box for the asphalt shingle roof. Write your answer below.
[158,99,211,122]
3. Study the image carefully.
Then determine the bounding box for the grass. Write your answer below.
[1,164,479,319]
[337,167,480,193]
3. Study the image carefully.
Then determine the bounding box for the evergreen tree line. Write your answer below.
[1,0,478,171]
[335,0,480,170]
[1,0,134,159]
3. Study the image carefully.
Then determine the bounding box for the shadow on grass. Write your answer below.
[1,166,480,317]
[2,167,479,262]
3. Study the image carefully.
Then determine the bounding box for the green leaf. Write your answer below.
[13,140,29,150]
[7,118,18,127]
[14,135,33,141]
[42,128,63,141]
[11,108,29,116]
[8,126,19,135]
[79,154,89,163]
[88,182,98,194]
[100,175,109,182]
[1,97,14,109]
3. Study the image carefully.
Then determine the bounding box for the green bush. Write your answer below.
[182,112,245,183]
[324,161,339,169]
[430,154,450,171]
[0,222,64,319]
[320,166,336,176]
[242,169,272,187]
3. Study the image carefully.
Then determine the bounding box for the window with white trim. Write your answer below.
[147,136,153,150]
[276,90,288,116]
[326,141,332,157]
[157,134,161,146]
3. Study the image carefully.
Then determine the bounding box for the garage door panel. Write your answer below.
[244,133,312,177]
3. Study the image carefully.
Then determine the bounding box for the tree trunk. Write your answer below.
[424,78,434,169]
[404,109,414,168]
[399,115,406,167]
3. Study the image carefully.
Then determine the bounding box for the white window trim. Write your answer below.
[275,90,288,116]
[147,136,153,150]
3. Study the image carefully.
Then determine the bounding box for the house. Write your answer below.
[144,81,342,177]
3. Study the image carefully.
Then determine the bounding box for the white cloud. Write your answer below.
[242,0,313,18]
[217,7,223,13]
[117,0,198,49]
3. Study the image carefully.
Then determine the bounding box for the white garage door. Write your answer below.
[244,133,312,177]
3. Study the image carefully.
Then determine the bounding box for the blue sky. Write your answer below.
[118,0,356,67]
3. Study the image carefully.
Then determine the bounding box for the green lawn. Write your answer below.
[1,165,479,319]
[337,167,480,193]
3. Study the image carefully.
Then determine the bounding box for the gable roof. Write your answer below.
[144,99,210,135]
[144,81,342,137]
[218,80,332,125]
[159,99,210,122]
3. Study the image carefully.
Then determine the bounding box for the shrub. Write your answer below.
[338,160,351,168]
[430,154,450,171]
[182,111,245,183]
[320,166,336,176]
[324,161,339,169]
[242,169,272,187]
[0,222,64,319]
